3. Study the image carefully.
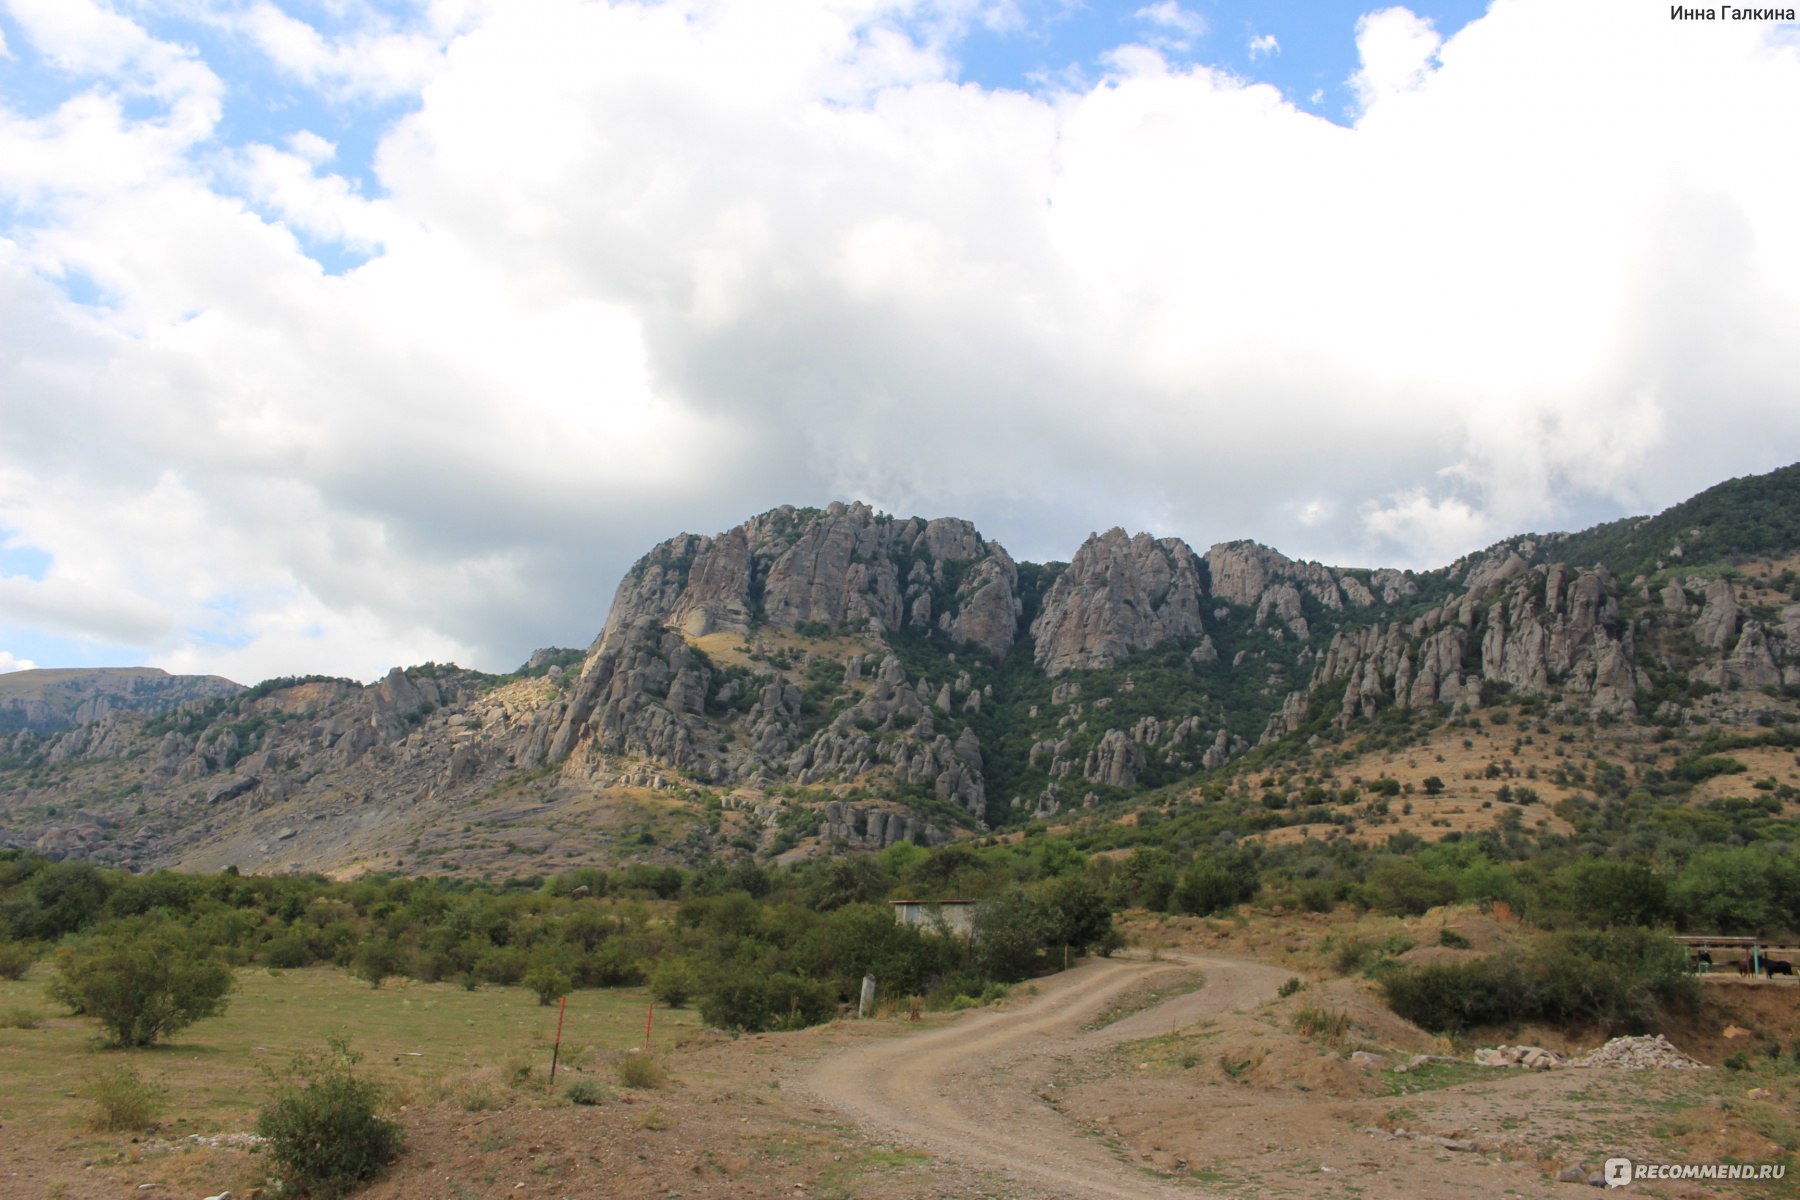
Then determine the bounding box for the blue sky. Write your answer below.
[2,1,1798,683]
[951,1,1492,115]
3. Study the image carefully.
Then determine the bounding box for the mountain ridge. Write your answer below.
[1,464,1796,877]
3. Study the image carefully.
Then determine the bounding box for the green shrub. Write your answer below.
[648,958,700,1008]
[698,969,836,1032]
[256,1036,404,1199]
[262,932,315,969]
[1329,936,1386,975]
[698,971,773,1033]
[0,940,39,980]
[1170,855,1258,917]
[48,925,235,1047]
[1525,928,1699,1032]
[565,1077,610,1105]
[1,1006,40,1029]
[350,939,405,989]
[85,1065,165,1132]
[1379,957,1529,1034]
[1438,929,1472,949]
[616,1053,666,1089]
[1277,976,1304,998]
[1381,930,1698,1036]
[524,962,573,1007]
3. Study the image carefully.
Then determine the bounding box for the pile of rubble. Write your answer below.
[1567,1034,1707,1070]
[1474,1044,1564,1070]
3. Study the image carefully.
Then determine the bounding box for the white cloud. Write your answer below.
[1,0,1798,680]
[1249,33,1279,59]
[1349,6,1441,114]
[1134,2,1206,38]
[286,129,336,165]
[1362,488,1493,568]
[0,651,37,673]
[232,0,454,101]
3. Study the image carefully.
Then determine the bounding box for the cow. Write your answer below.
[1766,958,1794,978]
[1738,959,1753,977]
[1693,950,1713,972]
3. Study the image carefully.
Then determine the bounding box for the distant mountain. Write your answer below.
[0,465,1795,878]
[0,667,243,735]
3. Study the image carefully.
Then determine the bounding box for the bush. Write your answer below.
[699,971,774,1033]
[48,926,235,1047]
[1277,976,1304,998]
[524,962,573,1007]
[256,1036,404,1199]
[1438,929,1472,949]
[0,1006,40,1029]
[263,932,315,969]
[648,958,700,1008]
[1381,930,1699,1036]
[616,1053,667,1090]
[1170,855,1257,917]
[350,940,405,989]
[971,893,1049,982]
[1379,957,1529,1033]
[85,1065,165,1132]
[1526,928,1699,1032]
[565,1077,610,1105]
[0,940,39,980]
[699,969,836,1033]
[1291,1007,1352,1048]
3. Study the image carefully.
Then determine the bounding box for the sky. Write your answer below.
[2,0,1799,685]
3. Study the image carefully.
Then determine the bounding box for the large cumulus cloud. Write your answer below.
[1,0,1797,681]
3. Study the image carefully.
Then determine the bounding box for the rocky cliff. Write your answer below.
[0,667,243,734]
[2,464,1796,877]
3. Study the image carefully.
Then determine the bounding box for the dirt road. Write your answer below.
[803,953,1291,1199]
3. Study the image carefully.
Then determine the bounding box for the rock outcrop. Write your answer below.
[1262,560,1643,741]
[602,502,1021,657]
[1031,530,1206,674]
[0,667,242,735]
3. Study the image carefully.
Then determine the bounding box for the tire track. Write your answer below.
[803,954,1287,1199]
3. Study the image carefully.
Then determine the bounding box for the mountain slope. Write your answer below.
[0,465,1796,877]
[0,667,243,735]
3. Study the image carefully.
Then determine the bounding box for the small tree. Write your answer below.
[350,939,405,990]
[524,961,573,1007]
[1421,776,1446,796]
[648,957,701,1008]
[257,1035,404,1198]
[48,926,234,1048]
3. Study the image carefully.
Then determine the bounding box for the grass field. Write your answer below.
[0,962,703,1145]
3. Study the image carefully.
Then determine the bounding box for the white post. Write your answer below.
[859,974,877,1019]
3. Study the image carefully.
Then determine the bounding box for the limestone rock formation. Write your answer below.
[1031,529,1206,674]
[601,502,1021,657]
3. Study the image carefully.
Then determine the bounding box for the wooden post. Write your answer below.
[858,974,877,1019]
[909,996,922,1022]
[549,994,567,1081]
[644,1001,654,1049]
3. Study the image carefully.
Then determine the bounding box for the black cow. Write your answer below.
[1766,957,1794,978]
[1694,950,1713,972]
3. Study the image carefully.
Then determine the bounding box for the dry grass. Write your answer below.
[0,961,702,1136]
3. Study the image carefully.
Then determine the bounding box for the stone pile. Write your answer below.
[1474,1044,1564,1069]
[1568,1034,1707,1070]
